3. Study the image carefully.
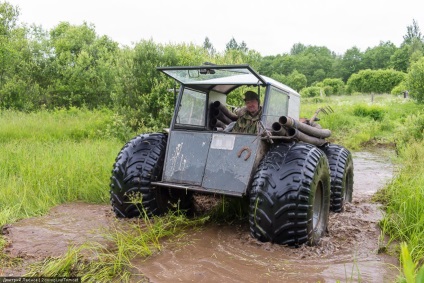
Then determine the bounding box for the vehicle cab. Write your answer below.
[154,64,301,196]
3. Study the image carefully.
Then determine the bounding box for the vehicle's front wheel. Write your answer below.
[320,144,354,212]
[249,142,331,246]
[110,133,193,218]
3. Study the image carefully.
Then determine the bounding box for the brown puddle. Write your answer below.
[133,150,399,283]
[2,150,399,282]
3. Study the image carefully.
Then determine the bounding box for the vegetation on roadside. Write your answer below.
[301,94,422,150]
[0,108,128,227]
[400,243,424,283]
[303,95,424,281]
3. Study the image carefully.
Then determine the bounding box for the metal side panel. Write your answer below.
[202,134,259,195]
[163,131,212,185]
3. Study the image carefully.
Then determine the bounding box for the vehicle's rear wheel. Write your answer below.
[110,133,193,218]
[249,142,330,246]
[320,144,354,212]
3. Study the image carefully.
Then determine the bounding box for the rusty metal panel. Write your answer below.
[202,134,259,195]
[163,131,212,185]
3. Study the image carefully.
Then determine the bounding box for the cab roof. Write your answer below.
[157,64,299,96]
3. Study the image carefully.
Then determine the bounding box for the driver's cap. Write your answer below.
[243,91,259,102]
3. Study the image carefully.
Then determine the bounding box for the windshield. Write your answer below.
[158,65,266,85]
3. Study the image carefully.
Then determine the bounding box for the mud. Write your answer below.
[1,150,399,282]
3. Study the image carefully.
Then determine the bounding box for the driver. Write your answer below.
[232,91,262,134]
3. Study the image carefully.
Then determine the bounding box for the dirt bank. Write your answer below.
[1,150,399,282]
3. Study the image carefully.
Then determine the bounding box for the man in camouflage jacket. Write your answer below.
[232,91,262,134]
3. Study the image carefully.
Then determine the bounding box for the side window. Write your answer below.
[264,86,289,129]
[177,88,207,126]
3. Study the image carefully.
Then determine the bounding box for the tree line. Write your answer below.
[1,1,424,131]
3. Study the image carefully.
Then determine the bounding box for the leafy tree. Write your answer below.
[290,43,307,55]
[390,44,410,72]
[295,46,335,85]
[406,57,424,103]
[46,22,118,108]
[259,54,297,77]
[113,41,209,130]
[403,19,423,45]
[390,21,424,72]
[217,49,261,69]
[239,41,248,52]
[203,36,215,56]
[312,69,326,83]
[0,1,18,36]
[226,37,238,50]
[270,73,286,84]
[271,70,307,92]
[286,70,307,91]
[225,37,248,52]
[408,38,424,64]
[0,2,43,110]
[339,47,363,82]
[26,25,51,90]
[258,55,276,76]
[0,2,19,87]
[362,41,397,70]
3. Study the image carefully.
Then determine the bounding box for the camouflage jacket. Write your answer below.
[232,107,262,134]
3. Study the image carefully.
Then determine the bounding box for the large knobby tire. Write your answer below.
[320,144,354,212]
[249,142,331,246]
[110,133,193,218]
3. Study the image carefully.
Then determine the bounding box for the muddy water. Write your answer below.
[2,151,399,282]
[133,150,398,283]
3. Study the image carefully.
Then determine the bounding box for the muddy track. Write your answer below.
[1,151,399,282]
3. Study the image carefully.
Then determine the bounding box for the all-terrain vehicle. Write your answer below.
[110,64,354,246]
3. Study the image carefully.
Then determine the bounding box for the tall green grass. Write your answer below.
[0,108,128,226]
[301,94,423,149]
[400,242,424,283]
[379,141,424,278]
[304,94,424,281]
[0,139,119,225]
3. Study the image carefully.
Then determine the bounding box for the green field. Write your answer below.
[0,108,124,226]
[1,95,424,281]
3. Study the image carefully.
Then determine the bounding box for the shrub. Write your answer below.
[407,57,424,103]
[300,86,323,98]
[391,81,408,96]
[352,104,385,121]
[321,78,345,95]
[394,112,424,149]
[347,69,406,94]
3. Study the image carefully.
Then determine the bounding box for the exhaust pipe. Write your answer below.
[211,107,233,125]
[270,121,326,146]
[212,101,238,121]
[271,122,288,136]
[291,128,327,146]
[210,117,227,129]
[279,116,331,138]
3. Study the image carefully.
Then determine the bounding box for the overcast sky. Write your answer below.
[6,0,424,56]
